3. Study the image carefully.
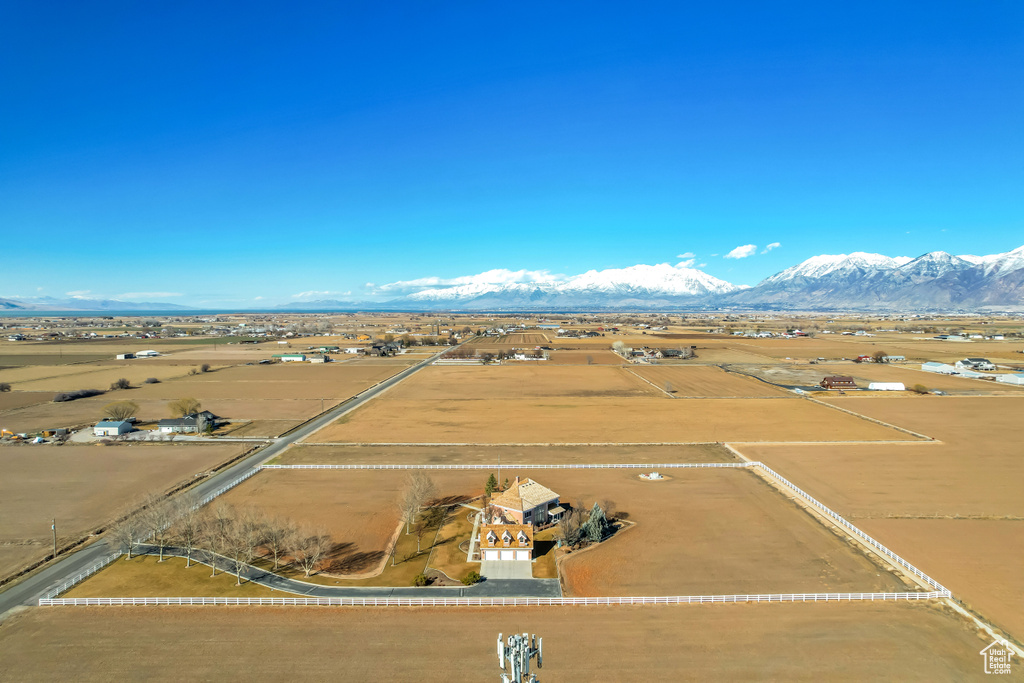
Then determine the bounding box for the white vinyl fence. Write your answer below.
[41,552,123,600]
[259,463,749,471]
[40,591,949,608]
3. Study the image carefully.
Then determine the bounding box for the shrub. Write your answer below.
[0,382,10,392]
[461,571,481,586]
[109,378,131,390]
[144,377,159,384]
[200,363,211,373]
[910,384,930,395]
[53,389,104,402]
[412,573,430,587]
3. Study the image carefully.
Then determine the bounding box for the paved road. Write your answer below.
[0,348,452,617]
[119,546,561,599]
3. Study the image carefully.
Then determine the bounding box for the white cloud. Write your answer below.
[676,252,695,259]
[253,296,264,301]
[724,244,757,259]
[116,292,182,299]
[762,242,781,253]
[65,290,92,299]
[376,268,561,293]
[675,258,696,268]
[291,290,349,300]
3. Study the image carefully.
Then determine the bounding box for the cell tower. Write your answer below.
[497,632,543,683]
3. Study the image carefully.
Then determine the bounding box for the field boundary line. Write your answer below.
[623,368,677,398]
[798,394,935,440]
[259,463,750,471]
[303,441,729,447]
[39,591,950,607]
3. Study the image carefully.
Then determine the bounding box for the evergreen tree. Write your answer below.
[485,473,497,497]
[581,503,610,543]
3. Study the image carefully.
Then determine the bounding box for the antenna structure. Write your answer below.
[496,632,543,683]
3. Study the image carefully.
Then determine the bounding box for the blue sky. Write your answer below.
[2,2,1022,306]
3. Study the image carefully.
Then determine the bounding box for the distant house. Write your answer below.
[479,524,533,562]
[273,353,306,362]
[996,373,1024,385]
[344,347,362,354]
[116,353,135,360]
[490,477,563,527]
[956,358,996,371]
[136,350,160,357]
[882,355,906,363]
[308,355,329,364]
[94,420,132,437]
[820,376,857,389]
[158,411,216,434]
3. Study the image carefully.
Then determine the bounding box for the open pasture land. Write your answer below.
[0,443,248,580]
[388,365,659,400]
[739,442,1024,518]
[681,346,777,364]
[737,362,1024,394]
[309,396,916,444]
[4,364,201,393]
[277,442,737,466]
[554,468,913,597]
[546,349,623,365]
[219,469,485,577]
[0,596,989,681]
[727,337,882,360]
[856,518,1024,640]
[0,391,51,412]
[818,395,1024,447]
[631,365,790,397]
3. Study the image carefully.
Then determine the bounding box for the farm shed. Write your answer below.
[868,382,906,391]
[115,353,135,360]
[136,350,160,357]
[479,524,533,562]
[93,420,132,437]
[273,354,306,362]
[996,373,1024,385]
[921,362,956,374]
[820,376,858,390]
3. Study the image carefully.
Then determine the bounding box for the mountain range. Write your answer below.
[8,245,1024,313]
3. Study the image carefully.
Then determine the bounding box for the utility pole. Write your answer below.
[51,519,57,559]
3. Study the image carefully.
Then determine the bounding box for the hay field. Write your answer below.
[496,333,549,344]
[9,365,200,392]
[387,366,658,400]
[547,349,623,365]
[309,397,914,444]
[0,598,988,681]
[682,347,775,363]
[858,519,1024,640]
[278,443,737,466]
[556,469,912,597]
[631,366,789,397]
[739,442,1024,518]
[0,443,248,580]
[219,469,484,575]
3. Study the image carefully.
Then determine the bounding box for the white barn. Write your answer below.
[921,362,956,374]
[868,382,905,391]
[997,373,1024,385]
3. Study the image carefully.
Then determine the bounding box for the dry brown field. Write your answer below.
[858,518,1024,641]
[223,420,302,437]
[546,349,623,365]
[555,468,912,596]
[0,392,51,412]
[219,469,485,575]
[736,362,1024,394]
[386,365,658,400]
[682,347,776,363]
[738,442,1024,518]
[277,443,736,466]
[308,396,915,444]
[496,333,549,344]
[9,365,203,392]
[631,365,790,397]
[0,443,248,580]
[0,603,989,681]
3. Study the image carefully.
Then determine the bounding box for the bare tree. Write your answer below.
[260,516,293,571]
[398,488,419,536]
[140,493,175,562]
[109,377,131,390]
[109,508,145,559]
[103,400,139,421]
[201,504,234,577]
[168,397,202,417]
[172,493,202,568]
[288,527,331,577]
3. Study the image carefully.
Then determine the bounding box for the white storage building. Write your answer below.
[996,373,1024,385]
[868,382,905,391]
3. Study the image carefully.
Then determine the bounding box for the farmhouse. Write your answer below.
[956,358,996,371]
[479,524,533,562]
[93,420,132,437]
[158,411,217,434]
[490,477,563,527]
[820,376,857,390]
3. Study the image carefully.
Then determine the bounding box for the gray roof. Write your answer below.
[96,420,130,428]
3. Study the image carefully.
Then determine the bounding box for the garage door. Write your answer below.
[500,550,515,561]
[515,550,530,561]
[483,550,499,561]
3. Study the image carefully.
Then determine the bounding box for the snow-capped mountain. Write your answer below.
[730,245,1024,309]
[392,263,742,309]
